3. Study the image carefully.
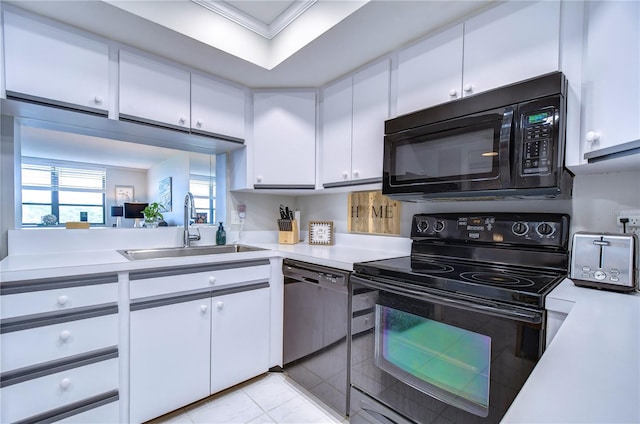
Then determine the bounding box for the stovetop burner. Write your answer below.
[459,271,536,288]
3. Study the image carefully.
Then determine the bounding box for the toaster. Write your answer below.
[570,232,638,292]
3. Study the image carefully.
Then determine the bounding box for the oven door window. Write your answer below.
[374,305,491,417]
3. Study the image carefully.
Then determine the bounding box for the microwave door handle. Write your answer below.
[499,107,515,186]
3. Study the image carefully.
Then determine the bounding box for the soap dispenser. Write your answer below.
[216,222,226,245]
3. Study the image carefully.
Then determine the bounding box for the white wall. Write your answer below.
[571,170,640,233]
[232,170,639,239]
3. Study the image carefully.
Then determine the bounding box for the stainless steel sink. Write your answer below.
[117,244,266,261]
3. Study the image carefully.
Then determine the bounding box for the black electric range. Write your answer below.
[354,212,571,310]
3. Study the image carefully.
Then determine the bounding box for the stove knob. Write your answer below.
[536,222,555,237]
[512,222,529,236]
[417,220,429,232]
[433,220,445,233]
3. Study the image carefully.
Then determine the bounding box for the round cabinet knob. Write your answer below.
[217,301,224,309]
[179,117,187,125]
[342,171,349,179]
[208,276,216,285]
[196,120,203,128]
[57,295,69,306]
[256,176,263,183]
[585,131,600,143]
[449,89,458,97]
[352,170,360,178]
[463,84,473,93]
[59,330,71,341]
[200,304,208,313]
[94,95,103,105]
[59,378,72,390]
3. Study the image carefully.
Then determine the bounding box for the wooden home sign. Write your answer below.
[348,190,401,235]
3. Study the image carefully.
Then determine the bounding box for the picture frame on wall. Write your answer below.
[115,185,134,204]
[159,177,172,212]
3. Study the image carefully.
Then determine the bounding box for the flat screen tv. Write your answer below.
[124,202,148,219]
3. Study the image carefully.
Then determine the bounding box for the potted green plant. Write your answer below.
[142,202,164,228]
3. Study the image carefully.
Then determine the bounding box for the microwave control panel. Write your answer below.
[521,108,555,176]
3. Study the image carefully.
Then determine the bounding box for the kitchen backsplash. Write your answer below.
[229,170,638,238]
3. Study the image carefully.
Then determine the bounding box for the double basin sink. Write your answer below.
[118,244,266,261]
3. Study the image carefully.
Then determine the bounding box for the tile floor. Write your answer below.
[149,372,349,424]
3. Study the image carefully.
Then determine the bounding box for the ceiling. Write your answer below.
[6,0,495,88]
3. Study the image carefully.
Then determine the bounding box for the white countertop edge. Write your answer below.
[0,241,410,281]
[503,278,640,423]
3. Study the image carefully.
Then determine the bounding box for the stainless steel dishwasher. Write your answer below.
[282,259,350,417]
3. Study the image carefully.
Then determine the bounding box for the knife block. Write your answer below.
[278,220,299,244]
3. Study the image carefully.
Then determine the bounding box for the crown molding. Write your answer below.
[192,0,317,40]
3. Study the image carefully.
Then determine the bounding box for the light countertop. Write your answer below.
[0,237,410,282]
[503,278,640,423]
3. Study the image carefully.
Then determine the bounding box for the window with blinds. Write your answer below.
[189,176,216,224]
[21,161,106,226]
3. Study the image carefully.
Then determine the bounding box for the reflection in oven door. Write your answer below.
[350,277,542,424]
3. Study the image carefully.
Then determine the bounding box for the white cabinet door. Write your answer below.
[581,1,640,153]
[462,1,561,96]
[3,11,109,113]
[351,59,390,182]
[191,73,246,140]
[119,50,191,130]
[397,24,464,114]
[322,77,353,186]
[322,60,389,187]
[253,92,316,187]
[211,288,270,394]
[130,299,210,423]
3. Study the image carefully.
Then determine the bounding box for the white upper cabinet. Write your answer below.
[397,24,464,115]
[322,77,354,186]
[119,49,191,130]
[396,1,560,114]
[3,10,109,114]
[191,73,246,141]
[252,91,316,188]
[462,1,560,96]
[351,60,390,183]
[322,60,390,187]
[580,0,640,158]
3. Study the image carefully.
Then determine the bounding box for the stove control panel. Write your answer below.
[412,213,570,248]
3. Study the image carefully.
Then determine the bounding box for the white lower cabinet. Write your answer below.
[129,297,211,424]
[210,288,270,394]
[1,359,118,424]
[0,274,120,424]
[128,262,271,423]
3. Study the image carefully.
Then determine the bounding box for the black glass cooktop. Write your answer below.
[353,255,566,309]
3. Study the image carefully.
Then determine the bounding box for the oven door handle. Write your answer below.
[352,275,542,324]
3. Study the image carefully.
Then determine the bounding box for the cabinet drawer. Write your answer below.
[1,358,118,424]
[130,263,270,299]
[353,312,374,336]
[57,398,119,424]
[1,313,118,372]
[1,283,118,319]
[352,291,376,312]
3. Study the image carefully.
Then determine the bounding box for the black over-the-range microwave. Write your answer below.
[382,72,574,201]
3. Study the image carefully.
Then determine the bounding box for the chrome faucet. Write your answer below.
[183,192,201,247]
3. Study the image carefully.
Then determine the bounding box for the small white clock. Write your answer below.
[308,221,334,245]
